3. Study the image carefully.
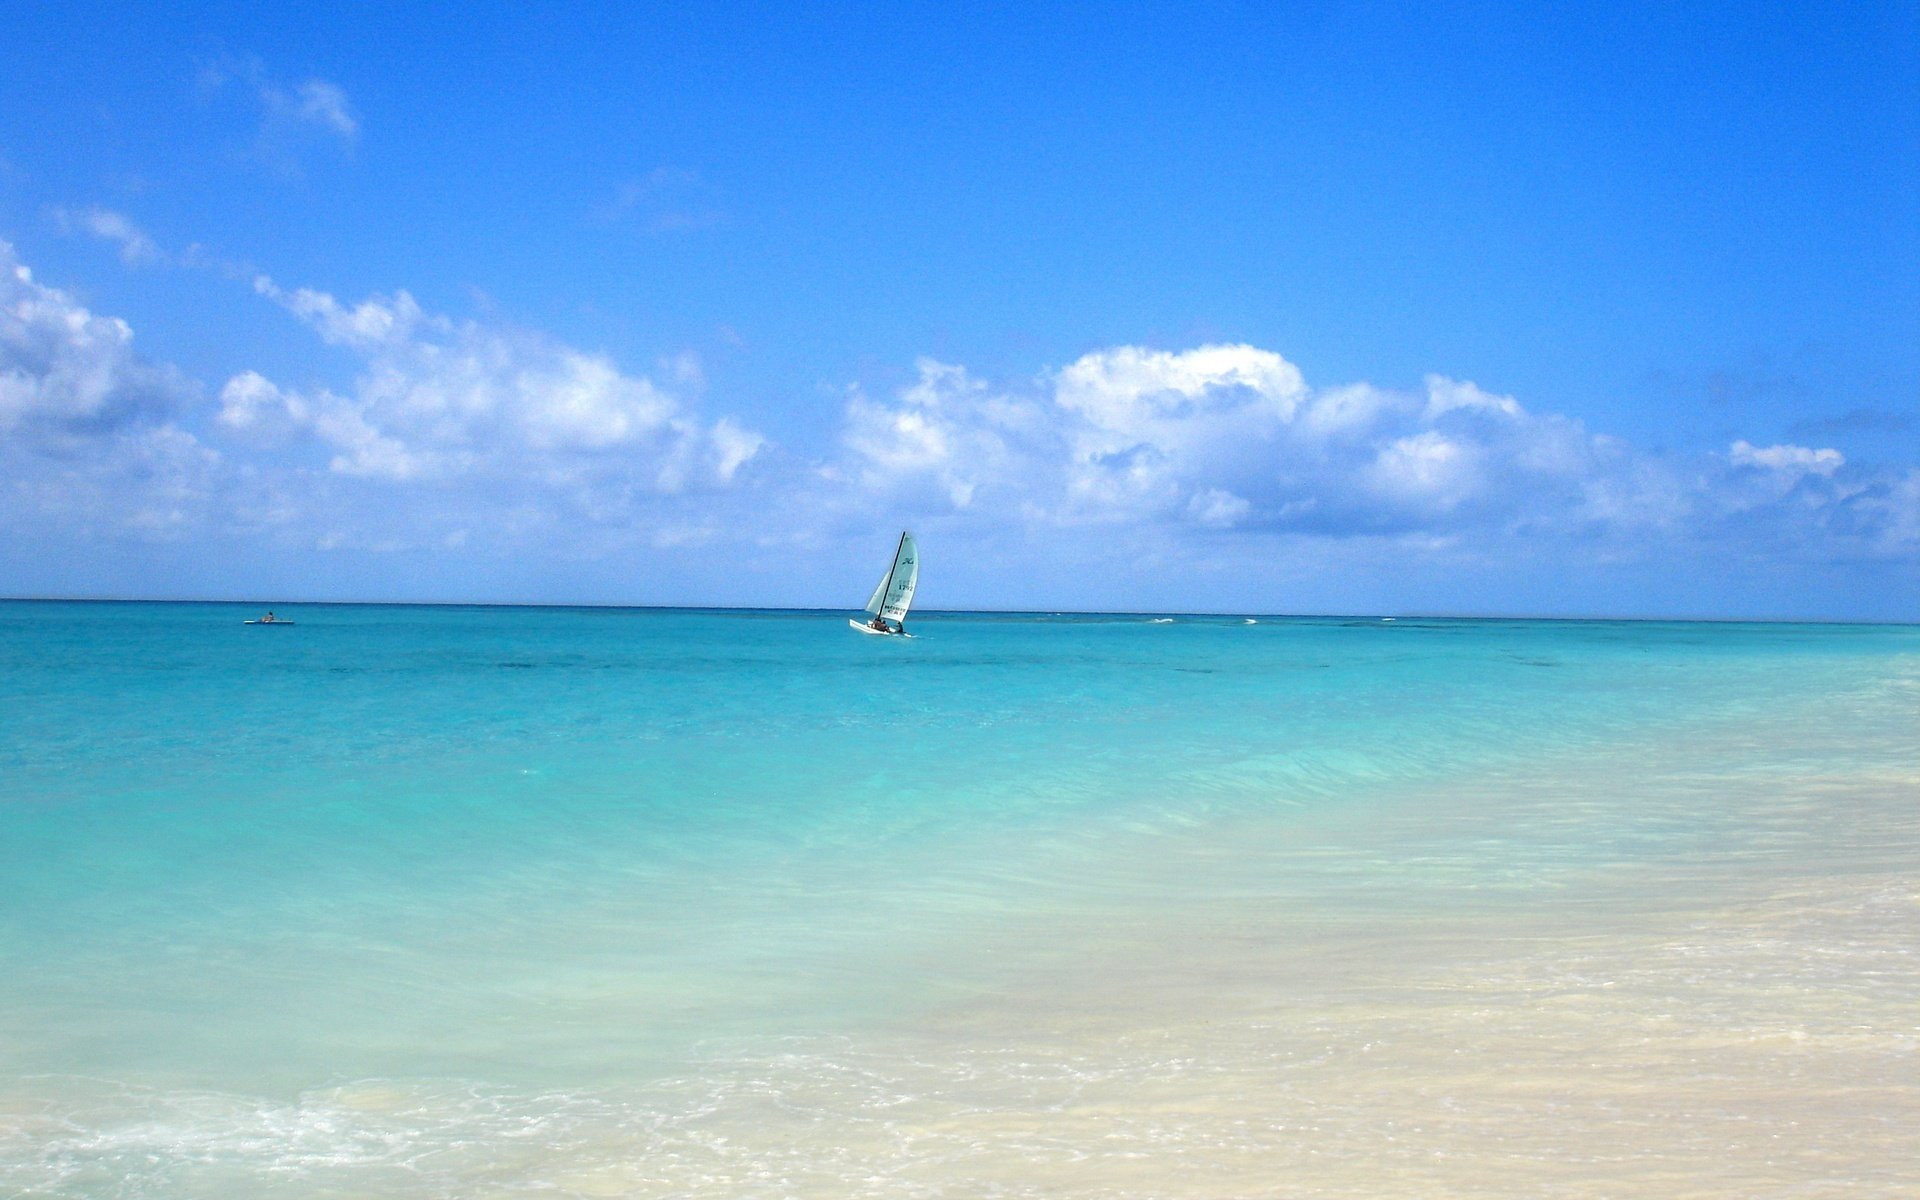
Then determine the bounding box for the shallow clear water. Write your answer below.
[2,602,1916,1196]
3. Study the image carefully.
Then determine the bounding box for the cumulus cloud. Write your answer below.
[844,345,1608,537]
[837,358,1049,510]
[6,422,223,541]
[0,240,220,537]
[1,241,195,437]
[3,240,764,557]
[1050,344,1306,520]
[231,276,762,492]
[836,343,1917,562]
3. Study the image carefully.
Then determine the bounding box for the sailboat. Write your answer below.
[850,531,919,637]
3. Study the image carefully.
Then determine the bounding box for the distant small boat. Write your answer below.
[850,531,918,637]
[244,614,294,625]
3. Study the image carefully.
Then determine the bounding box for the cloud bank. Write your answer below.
[3,237,1914,611]
[838,346,1916,565]
[2,239,762,557]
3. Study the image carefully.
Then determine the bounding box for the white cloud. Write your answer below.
[200,56,358,171]
[1050,344,1310,523]
[1368,430,1477,509]
[1729,439,1844,476]
[844,345,1620,537]
[3,241,767,556]
[236,277,761,490]
[1056,344,1306,425]
[50,205,256,281]
[217,370,303,441]
[4,227,1914,601]
[289,80,357,139]
[1187,487,1251,528]
[1299,382,1399,436]
[50,206,163,267]
[840,358,1045,510]
[0,240,220,538]
[0,241,194,435]
[832,343,1916,566]
[1423,374,1522,420]
[710,418,765,484]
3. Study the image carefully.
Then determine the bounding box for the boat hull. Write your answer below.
[849,619,909,637]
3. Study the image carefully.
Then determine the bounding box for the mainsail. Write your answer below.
[863,532,919,624]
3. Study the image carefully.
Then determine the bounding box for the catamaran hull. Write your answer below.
[849,619,909,637]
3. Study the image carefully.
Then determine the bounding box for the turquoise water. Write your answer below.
[3,602,1916,1196]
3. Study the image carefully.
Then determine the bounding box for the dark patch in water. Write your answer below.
[496,662,537,669]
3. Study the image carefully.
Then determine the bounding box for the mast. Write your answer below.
[877,529,907,628]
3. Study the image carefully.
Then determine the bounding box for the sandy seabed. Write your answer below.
[10,764,1916,1199]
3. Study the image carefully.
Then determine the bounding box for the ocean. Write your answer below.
[2,601,1915,1197]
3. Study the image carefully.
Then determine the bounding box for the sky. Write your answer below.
[2,2,1916,618]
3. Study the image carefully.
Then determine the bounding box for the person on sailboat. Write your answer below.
[868,615,892,634]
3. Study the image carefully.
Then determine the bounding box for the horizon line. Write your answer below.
[1,594,1911,627]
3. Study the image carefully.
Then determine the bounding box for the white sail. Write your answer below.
[862,532,919,623]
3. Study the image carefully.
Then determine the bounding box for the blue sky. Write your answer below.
[3,2,1915,617]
